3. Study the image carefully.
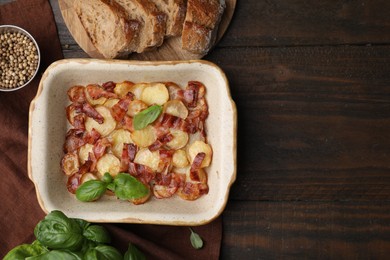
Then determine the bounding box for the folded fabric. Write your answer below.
[0,1,222,259]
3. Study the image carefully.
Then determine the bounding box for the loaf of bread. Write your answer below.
[149,0,187,36]
[74,0,226,58]
[74,0,140,59]
[181,0,225,55]
[115,0,167,53]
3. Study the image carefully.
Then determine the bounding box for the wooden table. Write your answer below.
[50,0,390,258]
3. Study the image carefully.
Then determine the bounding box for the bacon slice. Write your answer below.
[148,133,174,151]
[120,143,138,171]
[102,81,116,92]
[190,152,205,181]
[82,103,104,124]
[86,84,117,99]
[111,94,134,121]
[121,115,134,132]
[67,85,86,103]
[64,129,86,153]
[93,138,110,160]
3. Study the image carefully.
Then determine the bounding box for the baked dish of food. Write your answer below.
[61,80,213,205]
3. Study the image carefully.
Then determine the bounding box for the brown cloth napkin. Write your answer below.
[0,1,222,259]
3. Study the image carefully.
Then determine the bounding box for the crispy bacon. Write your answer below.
[128,163,155,185]
[179,182,201,200]
[102,81,116,92]
[93,138,110,160]
[121,115,134,132]
[111,94,134,121]
[165,82,184,101]
[190,152,205,182]
[64,129,85,153]
[67,85,86,103]
[86,84,117,99]
[67,173,81,194]
[83,128,101,144]
[120,143,137,171]
[82,103,104,123]
[72,114,85,130]
[149,133,174,151]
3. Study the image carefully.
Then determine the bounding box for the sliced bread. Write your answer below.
[74,0,140,58]
[115,0,167,53]
[149,0,187,36]
[181,0,225,55]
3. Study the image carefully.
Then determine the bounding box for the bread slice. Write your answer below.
[181,0,225,55]
[115,0,167,53]
[149,0,187,36]
[74,0,140,58]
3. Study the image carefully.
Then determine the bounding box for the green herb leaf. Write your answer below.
[133,105,162,130]
[83,225,111,244]
[3,240,48,260]
[76,180,107,202]
[26,249,82,260]
[34,210,84,251]
[124,243,146,260]
[102,172,113,183]
[189,228,203,249]
[83,245,123,260]
[113,173,150,201]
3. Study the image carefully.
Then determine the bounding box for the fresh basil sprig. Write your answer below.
[76,180,107,202]
[75,172,149,203]
[189,228,204,249]
[113,173,150,201]
[133,105,162,130]
[4,210,146,259]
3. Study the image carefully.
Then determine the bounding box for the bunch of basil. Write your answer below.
[4,210,145,260]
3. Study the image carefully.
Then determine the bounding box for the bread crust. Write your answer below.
[149,0,187,36]
[115,0,167,53]
[181,0,225,55]
[74,0,140,58]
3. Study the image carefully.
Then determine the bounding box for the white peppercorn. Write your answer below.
[0,30,39,90]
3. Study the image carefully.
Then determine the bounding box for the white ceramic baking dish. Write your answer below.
[28,58,237,225]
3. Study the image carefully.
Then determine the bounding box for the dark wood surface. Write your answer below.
[49,0,390,258]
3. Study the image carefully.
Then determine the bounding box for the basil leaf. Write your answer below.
[34,210,84,251]
[83,225,111,244]
[133,105,162,130]
[113,173,150,201]
[124,243,146,260]
[4,240,48,260]
[102,172,113,183]
[26,249,82,260]
[72,218,90,231]
[76,180,107,202]
[84,245,123,260]
[189,228,203,249]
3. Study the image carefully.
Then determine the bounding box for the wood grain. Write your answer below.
[49,0,390,258]
[206,45,390,201]
[222,201,390,259]
[58,0,236,60]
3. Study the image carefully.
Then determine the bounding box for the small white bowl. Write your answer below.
[28,59,237,225]
[0,25,41,92]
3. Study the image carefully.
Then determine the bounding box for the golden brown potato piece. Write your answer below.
[134,147,160,171]
[166,129,189,150]
[109,129,133,158]
[85,105,116,136]
[131,125,157,147]
[114,81,135,98]
[61,152,80,176]
[127,100,148,117]
[188,141,212,168]
[96,153,121,178]
[172,149,189,168]
[163,100,188,119]
[141,83,169,105]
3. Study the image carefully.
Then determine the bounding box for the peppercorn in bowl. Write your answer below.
[28,59,237,225]
[0,25,40,91]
